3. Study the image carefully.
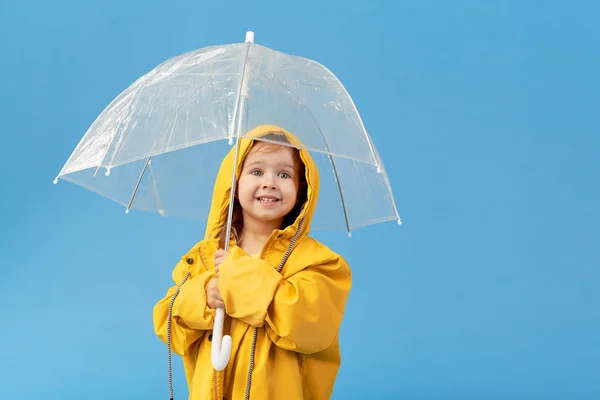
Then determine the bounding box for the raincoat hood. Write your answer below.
[204,124,319,242]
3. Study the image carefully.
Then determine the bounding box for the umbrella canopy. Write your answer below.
[54,32,401,233]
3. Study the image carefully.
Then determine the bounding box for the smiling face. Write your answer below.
[236,141,302,230]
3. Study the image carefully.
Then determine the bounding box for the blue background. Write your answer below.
[1,1,599,399]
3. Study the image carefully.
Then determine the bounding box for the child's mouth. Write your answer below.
[257,196,280,203]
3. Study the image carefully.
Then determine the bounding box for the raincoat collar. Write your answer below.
[204,124,320,246]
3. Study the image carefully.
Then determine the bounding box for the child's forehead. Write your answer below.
[244,142,300,167]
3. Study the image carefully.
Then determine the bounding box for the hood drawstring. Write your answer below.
[244,217,305,400]
[166,217,305,400]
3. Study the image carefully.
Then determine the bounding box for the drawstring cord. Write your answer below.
[167,271,191,400]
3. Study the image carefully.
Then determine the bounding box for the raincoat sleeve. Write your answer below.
[218,251,352,354]
[153,258,216,356]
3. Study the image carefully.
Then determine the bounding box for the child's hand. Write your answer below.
[207,277,225,309]
[214,249,229,277]
[208,249,228,309]
[214,249,229,267]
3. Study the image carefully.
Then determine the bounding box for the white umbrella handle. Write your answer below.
[211,307,232,370]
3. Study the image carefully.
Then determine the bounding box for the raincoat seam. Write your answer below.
[197,246,210,272]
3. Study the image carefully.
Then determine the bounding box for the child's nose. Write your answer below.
[262,175,277,189]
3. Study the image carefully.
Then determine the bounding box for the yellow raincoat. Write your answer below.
[153,125,352,399]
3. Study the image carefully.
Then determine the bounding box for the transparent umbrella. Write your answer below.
[54,31,401,394]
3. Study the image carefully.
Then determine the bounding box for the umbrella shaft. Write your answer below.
[224,41,251,249]
[224,135,241,251]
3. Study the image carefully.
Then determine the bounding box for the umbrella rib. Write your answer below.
[126,157,151,213]
[274,77,352,234]
[327,153,351,235]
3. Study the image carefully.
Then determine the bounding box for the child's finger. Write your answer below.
[214,250,229,261]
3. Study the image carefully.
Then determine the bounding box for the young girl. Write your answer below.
[153,124,352,400]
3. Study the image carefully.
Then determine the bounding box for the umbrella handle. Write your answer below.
[211,307,232,371]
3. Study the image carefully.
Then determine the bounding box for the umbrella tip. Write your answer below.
[125,208,130,214]
[159,209,166,216]
[397,219,402,225]
[53,177,58,185]
[376,165,382,173]
[105,168,111,177]
[245,31,254,43]
[348,231,352,238]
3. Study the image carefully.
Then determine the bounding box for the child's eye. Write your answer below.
[251,170,263,176]
[279,172,291,179]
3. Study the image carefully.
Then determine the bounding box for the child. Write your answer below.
[153,124,352,399]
